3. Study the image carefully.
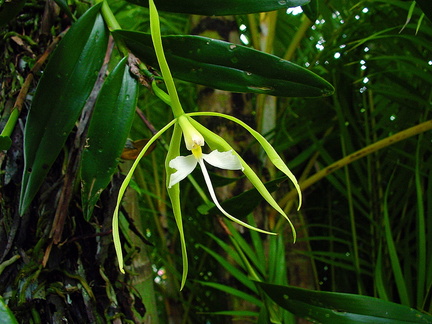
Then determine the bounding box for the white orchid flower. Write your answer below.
[169,116,277,235]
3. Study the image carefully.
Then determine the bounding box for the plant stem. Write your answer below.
[98,0,129,57]
[149,0,184,118]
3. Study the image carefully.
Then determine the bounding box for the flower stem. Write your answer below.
[149,0,184,118]
[98,0,129,57]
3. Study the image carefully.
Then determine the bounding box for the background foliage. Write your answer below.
[1,0,431,323]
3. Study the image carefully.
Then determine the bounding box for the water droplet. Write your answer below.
[245,71,252,76]
[231,57,239,63]
[229,44,237,50]
[283,295,289,300]
[278,0,287,5]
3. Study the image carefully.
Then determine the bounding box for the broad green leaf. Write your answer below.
[113,30,334,97]
[0,296,18,324]
[257,282,432,324]
[127,0,310,16]
[81,57,138,220]
[0,136,12,150]
[19,4,109,215]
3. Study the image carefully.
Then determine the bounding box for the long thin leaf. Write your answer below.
[126,0,310,16]
[383,171,410,306]
[113,30,334,97]
[198,281,263,307]
[257,282,432,324]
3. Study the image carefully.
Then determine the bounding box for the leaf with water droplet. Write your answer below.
[114,30,334,97]
[125,0,310,15]
[19,4,109,215]
[257,282,432,324]
[81,57,138,220]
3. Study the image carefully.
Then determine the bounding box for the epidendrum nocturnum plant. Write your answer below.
[5,0,432,322]
[112,0,304,289]
[2,0,333,320]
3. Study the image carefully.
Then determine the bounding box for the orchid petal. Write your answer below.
[203,150,244,171]
[197,159,275,236]
[165,123,189,290]
[188,118,297,241]
[189,112,302,209]
[168,154,197,188]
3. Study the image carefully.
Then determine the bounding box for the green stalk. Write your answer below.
[415,139,426,308]
[384,172,410,306]
[149,0,184,118]
[342,136,363,294]
[98,0,129,57]
[0,109,18,149]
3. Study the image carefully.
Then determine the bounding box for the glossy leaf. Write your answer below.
[126,0,310,15]
[81,57,138,220]
[257,282,432,324]
[0,296,18,324]
[19,4,109,215]
[114,30,334,97]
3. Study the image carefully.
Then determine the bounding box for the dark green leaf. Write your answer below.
[114,30,334,97]
[257,282,432,323]
[81,57,138,220]
[127,0,310,15]
[0,137,12,150]
[0,296,18,324]
[302,0,318,22]
[19,4,109,215]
